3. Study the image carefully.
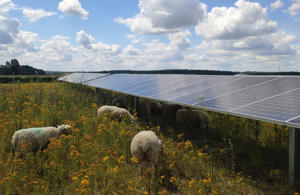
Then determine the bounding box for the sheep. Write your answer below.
[112,95,128,109]
[130,130,162,176]
[97,105,135,122]
[146,101,162,121]
[176,109,210,138]
[162,103,182,119]
[11,124,71,157]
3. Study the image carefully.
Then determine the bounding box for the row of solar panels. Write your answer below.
[58,73,300,128]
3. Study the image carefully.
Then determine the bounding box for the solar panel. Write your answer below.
[232,88,300,122]
[85,74,154,90]
[63,74,300,128]
[58,73,108,83]
[289,117,300,125]
[199,77,300,111]
[136,75,212,97]
[170,76,276,104]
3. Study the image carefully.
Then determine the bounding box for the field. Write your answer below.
[0,82,297,194]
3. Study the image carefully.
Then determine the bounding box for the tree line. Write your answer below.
[0,59,45,75]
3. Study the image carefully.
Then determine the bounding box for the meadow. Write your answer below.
[0,82,297,194]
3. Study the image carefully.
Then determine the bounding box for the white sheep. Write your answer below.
[97,105,135,121]
[11,124,71,157]
[130,130,162,175]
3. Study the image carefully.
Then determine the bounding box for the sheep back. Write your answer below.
[11,127,60,154]
[176,109,210,130]
[112,95,127,109]
[162,103,182,119]
[130,130,161,164]
[97,105,134,121]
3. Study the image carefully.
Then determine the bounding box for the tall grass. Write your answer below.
[0,82,296,194]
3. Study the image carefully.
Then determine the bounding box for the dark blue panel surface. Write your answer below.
[232,88,300,121]
[126,74,202,95]
[200,77,300,111]
[171,76,276,104]
[140,75,212,97]
[85,74,152,90]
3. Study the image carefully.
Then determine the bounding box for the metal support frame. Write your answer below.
[133,96,139,112]
[289,127,300,184]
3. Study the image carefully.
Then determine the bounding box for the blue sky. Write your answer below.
[0,0,299,71]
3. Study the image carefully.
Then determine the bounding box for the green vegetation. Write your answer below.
[0,59,45,75]
[0,75,59,83]
[0,82,296,194]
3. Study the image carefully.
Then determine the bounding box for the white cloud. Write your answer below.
[168,30,191,51]
[58,0,88,20]
[0,15,20,44]
[116,0,206,34]
[123,45,140,55]
[196,0,277,39]
[0,0,14,15]
[0,0,299,72]
[287,0,300,16]
[126,34,142,44]
[76,30,94,49]
[23,8,56,22]
[271,0,283,10]
[190,31,298,71]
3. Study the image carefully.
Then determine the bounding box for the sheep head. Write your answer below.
[57,124,71,135]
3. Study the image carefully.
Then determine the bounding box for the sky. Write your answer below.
[0,0,299,72]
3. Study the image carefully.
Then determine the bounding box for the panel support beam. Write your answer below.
[133,96,139,112]
[289,127,300,184]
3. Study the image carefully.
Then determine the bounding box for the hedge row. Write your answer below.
[0,76,59,83]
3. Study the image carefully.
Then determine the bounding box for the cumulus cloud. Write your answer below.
[123,45,140,55]
[196,0,277,39]
[126,34,142,44]
[58,0,88,20]
[0,15,20,44]
[287,0,300,16]
[23,8,56,22]
[190,31,298,71]
[116,0,206,34]
[0,0,14,15]
[76,30,94,49]
[271,0,283,10]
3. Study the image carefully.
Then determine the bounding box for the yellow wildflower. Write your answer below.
[184,140,192,149]
[131,157,139,163]
[189,179,196,188]
[170,176,176,183]
[102,156,109,162]
[80,179,90,186]
[177,133,184,139]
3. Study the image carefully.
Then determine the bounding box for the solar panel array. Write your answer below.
[58,73,108,83]
[59,73,300,128]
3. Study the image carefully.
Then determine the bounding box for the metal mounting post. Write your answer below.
[289,127,300,184]
[133,96,139,112]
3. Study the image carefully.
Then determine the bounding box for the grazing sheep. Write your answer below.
[97,105,135,121]
[112,95,128,109]
[162,103,182,119]
[176,109,210,137]
[11,124,71,157]
[130,130,162,175]
[146,101,162,120]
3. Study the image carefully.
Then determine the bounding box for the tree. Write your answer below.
[10,58,20,75]
[5,61,11,67]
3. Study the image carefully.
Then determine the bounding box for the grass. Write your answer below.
[0,82,297,194]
